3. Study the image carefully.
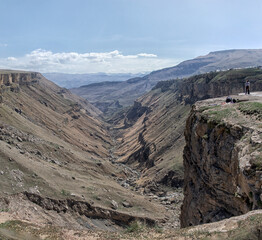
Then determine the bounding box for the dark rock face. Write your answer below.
[125,101,151,125]
[181,99,262,227]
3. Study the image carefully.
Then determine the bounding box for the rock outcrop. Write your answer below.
[0,71,40,86]
[181,95,262,227]
[0,71,41,102]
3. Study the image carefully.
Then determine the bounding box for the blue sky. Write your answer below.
[1,0,262,73]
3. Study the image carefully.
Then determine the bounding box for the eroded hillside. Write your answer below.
[0,70,170,234]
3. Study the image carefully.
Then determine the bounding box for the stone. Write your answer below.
[170,197,177,204]
[17,136,23,142]
[111,200,118,210]
[122,201,132,208]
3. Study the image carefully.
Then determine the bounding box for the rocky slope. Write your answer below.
[0,70,170,232]
[71,49,262,113]
[181,95,262,227]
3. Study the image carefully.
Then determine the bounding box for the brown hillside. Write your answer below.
[0,70,169,232]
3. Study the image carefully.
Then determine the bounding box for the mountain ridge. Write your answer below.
[71,49,262,113]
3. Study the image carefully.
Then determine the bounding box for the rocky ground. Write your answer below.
[108,137,183,230]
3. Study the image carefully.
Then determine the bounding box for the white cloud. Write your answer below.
[137,53,157,58]
[7,57,17,61]
[0,49,179,74]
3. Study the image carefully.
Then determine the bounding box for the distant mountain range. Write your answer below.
[70,49,262,113]
[43,72,145,88]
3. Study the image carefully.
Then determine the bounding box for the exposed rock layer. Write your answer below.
[0,71,40,86]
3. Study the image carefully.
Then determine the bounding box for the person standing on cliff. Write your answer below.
[245,79,250,95]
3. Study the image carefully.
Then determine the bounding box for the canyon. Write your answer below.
[0,67,262,239]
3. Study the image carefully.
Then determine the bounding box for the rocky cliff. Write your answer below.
[0,71,40,86]
[181,95,262,227]
[0,70,42,102]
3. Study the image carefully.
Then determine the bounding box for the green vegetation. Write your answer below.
[61,189,70,196]
[238,102,262,119]
[124,221,163,237]
[250,155,262,171]
[199,105,220,112]
[0,220,63,240]
[0,208,9,213]
[125,221,145,233]
[205,107,237,122]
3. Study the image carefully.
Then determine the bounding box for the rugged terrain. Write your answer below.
[71,49,262,113]
[1,209,262,239]
[181,94,262,227]
[111,68,262,194]
[0,68,262,239]
[0,70,174,236]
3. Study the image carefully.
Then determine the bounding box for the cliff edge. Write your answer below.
[181,94,262,227]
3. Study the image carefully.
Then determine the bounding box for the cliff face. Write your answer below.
[0,71,41,102]
[0,71,40,86]
[181,96,262,227]
[154,68,262,104]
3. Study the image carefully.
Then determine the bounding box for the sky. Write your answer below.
[0,0,262,74]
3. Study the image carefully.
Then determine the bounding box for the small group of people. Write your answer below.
[225,79,251,103]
